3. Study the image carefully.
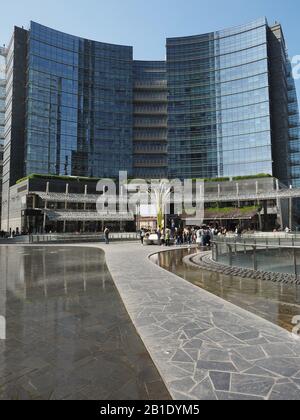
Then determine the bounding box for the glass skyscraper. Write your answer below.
[1,17,300,231]
[167,17,284,180]
[287,56,300,187]
[26,22,133,179]
[2,18,300,192]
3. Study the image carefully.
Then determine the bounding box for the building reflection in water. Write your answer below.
[0,247,109,298]
[0,246,170,400]
[0,246,111,353]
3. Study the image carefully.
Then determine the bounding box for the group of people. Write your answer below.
[140,225,231,247]
[0,228,22,239]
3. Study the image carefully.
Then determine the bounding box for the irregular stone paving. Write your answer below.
[86,243,300,400]
[184,251,300,285]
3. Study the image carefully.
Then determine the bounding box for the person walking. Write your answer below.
[157,227,162,246]
[187,228,192,245]
[165,228,171,247]
[236,226,243,239]
[196,228,202,248]
[161,228,165,246]
[104,227,110,245]
[176,228,183,246]
[140,228,145,245]
[203,226,211,247]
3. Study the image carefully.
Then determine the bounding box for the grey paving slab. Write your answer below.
[81,243,300,400]
[230,373,275,397]
[209,371,231,391]
[269,382,300,400]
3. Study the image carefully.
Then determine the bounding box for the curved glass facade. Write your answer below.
[287,60,300,187]
[2,18,300,190]
[2,18,300,231]
[167,17,273,179]
[26,22,133,178]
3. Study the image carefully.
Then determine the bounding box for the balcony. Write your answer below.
[133,94,168,103]
[134,119,168,128]
[134,106,167,115]
[134,81,167,90]
[133,133,167,141]
[133,160,167,168]
[134,146,167,155]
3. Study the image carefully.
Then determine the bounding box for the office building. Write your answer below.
[167,18,300,184]
[1,18,300,232]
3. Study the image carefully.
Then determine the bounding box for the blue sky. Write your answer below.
[1,0,300,98]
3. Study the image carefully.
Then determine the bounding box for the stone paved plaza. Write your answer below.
[91,243,300,400]
[1,242,300,400]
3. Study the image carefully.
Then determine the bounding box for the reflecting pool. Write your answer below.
[150,248,300,333]
[0,246,170,400]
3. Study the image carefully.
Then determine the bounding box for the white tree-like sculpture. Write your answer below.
[150,180,173,229]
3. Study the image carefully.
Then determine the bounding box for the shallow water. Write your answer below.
[0,246,170,400]
[150,248,300,333]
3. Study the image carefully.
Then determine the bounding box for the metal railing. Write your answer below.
[134,121,168,128]
[212,236,300,276]
[134,81,167,90]
[134,147,167,154]
[133,94,168,102]
[133,161,167,168]
[203,188,300,202]
[29,232,140,244]
[134,106,167,114]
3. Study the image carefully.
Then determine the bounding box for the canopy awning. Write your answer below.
[44,210,134,222]
[36,192,100,203]
[204,208,259,221]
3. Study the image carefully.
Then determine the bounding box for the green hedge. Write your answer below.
[206,206,260,214]
[16,173,102,184]
[204,177,230,182]
[193,174,272,183]
[191,177,230,183]
[232,174,272,181]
